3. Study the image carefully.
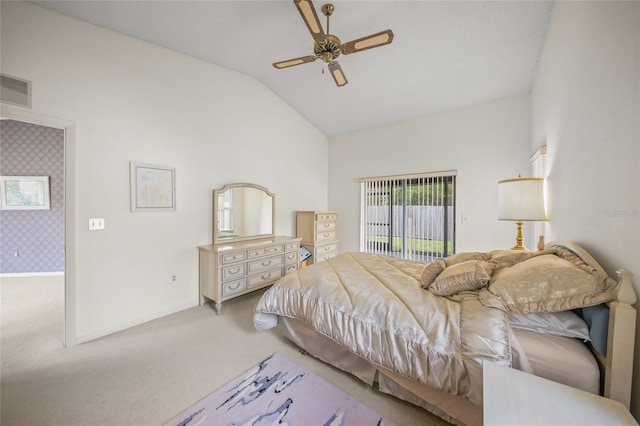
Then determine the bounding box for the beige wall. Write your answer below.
[1,1,328,343]
[329,94,532,254]
[531,0,640,417]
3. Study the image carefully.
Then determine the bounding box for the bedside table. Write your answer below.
[483,361,637,425]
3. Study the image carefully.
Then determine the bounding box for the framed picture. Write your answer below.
[129,162,176,212]
[0,176,50,210]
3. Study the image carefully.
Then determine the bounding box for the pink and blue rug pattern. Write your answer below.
[166,352,393,426]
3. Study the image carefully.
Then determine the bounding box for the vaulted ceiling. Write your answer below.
[29,0,553,137]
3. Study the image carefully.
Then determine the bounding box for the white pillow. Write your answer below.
[508,311,591,341]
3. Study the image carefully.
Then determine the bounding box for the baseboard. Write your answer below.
[0,271,64,277]
[75,300,199,344]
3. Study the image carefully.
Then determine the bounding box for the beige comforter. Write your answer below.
[253,252,511,405]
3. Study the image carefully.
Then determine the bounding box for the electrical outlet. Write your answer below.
[89,218,105,230]
[13,250,19,257]
[171,274,177,283]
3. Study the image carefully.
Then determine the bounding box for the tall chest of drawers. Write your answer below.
[198,236,300,314]
[296,211,339,265]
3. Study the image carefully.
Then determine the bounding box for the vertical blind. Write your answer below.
[359,170,456,262]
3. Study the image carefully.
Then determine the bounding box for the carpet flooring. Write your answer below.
[1,275,451,425]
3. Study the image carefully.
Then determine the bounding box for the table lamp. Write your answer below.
[497,176,547,250]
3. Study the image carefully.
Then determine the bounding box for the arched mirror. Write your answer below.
[213,183,275,244]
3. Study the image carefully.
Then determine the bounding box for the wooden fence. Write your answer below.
[363,206,454,261]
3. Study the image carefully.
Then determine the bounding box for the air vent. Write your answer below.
[1,74,32,108]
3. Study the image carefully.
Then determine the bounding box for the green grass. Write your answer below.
[367,236,453,255]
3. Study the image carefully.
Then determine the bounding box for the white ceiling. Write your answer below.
[28,0,553,137]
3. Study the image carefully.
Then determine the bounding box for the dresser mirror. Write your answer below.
[213,183,275,244]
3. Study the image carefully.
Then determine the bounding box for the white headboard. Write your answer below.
[546,240,636,408]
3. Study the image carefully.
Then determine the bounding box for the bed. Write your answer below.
[253,241,636,426]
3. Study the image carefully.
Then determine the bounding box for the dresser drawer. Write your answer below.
[220,251,246,265]
[246,248,267,259]
[221,264,245,282]
[316,213,337,222]
[284,251,298,264]
[315,221,336,233]
[222,279,246,297]
[315,242,338,261]
[248,255,284,274]
[246,244,283,259]
[247,268,283,289]
[284,264,298,274]
[265,245,284,255]
[315,252,337,263]
[316,230,337,242]
[284,242,298,252]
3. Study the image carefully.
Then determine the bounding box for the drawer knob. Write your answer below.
[229,268,241,274]
[262,260,272,266]
[261,273,272,280]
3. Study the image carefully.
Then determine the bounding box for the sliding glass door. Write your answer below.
[360,171,456,262]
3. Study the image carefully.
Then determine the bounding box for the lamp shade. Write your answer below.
[497,177,547,221]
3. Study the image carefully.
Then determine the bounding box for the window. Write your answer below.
[360,170,456,262]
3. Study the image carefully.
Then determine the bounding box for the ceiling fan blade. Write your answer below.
[328,61,348,87]
[294,0,325,43]
[341,30,394,55]
[273,55,317,69]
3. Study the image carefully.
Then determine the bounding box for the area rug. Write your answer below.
[165,352,394,426]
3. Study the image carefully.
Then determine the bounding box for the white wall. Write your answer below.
[531,0,640,417]
[0,2,328,343]
[329,94,532,254]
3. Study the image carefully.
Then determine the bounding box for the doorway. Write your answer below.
[0,105,76,346]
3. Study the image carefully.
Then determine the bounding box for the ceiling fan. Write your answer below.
[273,0,394,87]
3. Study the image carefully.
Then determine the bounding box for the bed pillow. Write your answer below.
[508,311,591,341]
[489,249,551,270]
[479,254,616,314]
[443,251,491,267]
[420,258,446,288]
[429,260,495,296]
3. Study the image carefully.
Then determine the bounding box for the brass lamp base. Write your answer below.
[511,221,526,250]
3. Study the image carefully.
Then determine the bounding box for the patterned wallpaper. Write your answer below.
[0,119,64,273]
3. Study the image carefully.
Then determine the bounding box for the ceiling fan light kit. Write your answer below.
[273,0,395,87]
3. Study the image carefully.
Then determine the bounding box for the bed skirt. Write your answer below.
[279,316,482,426]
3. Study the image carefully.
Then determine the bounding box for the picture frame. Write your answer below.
[129,162,176,212]
[0,176,51,210]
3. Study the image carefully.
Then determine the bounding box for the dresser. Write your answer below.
[296,211,339,265]
[198,236,300,314]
